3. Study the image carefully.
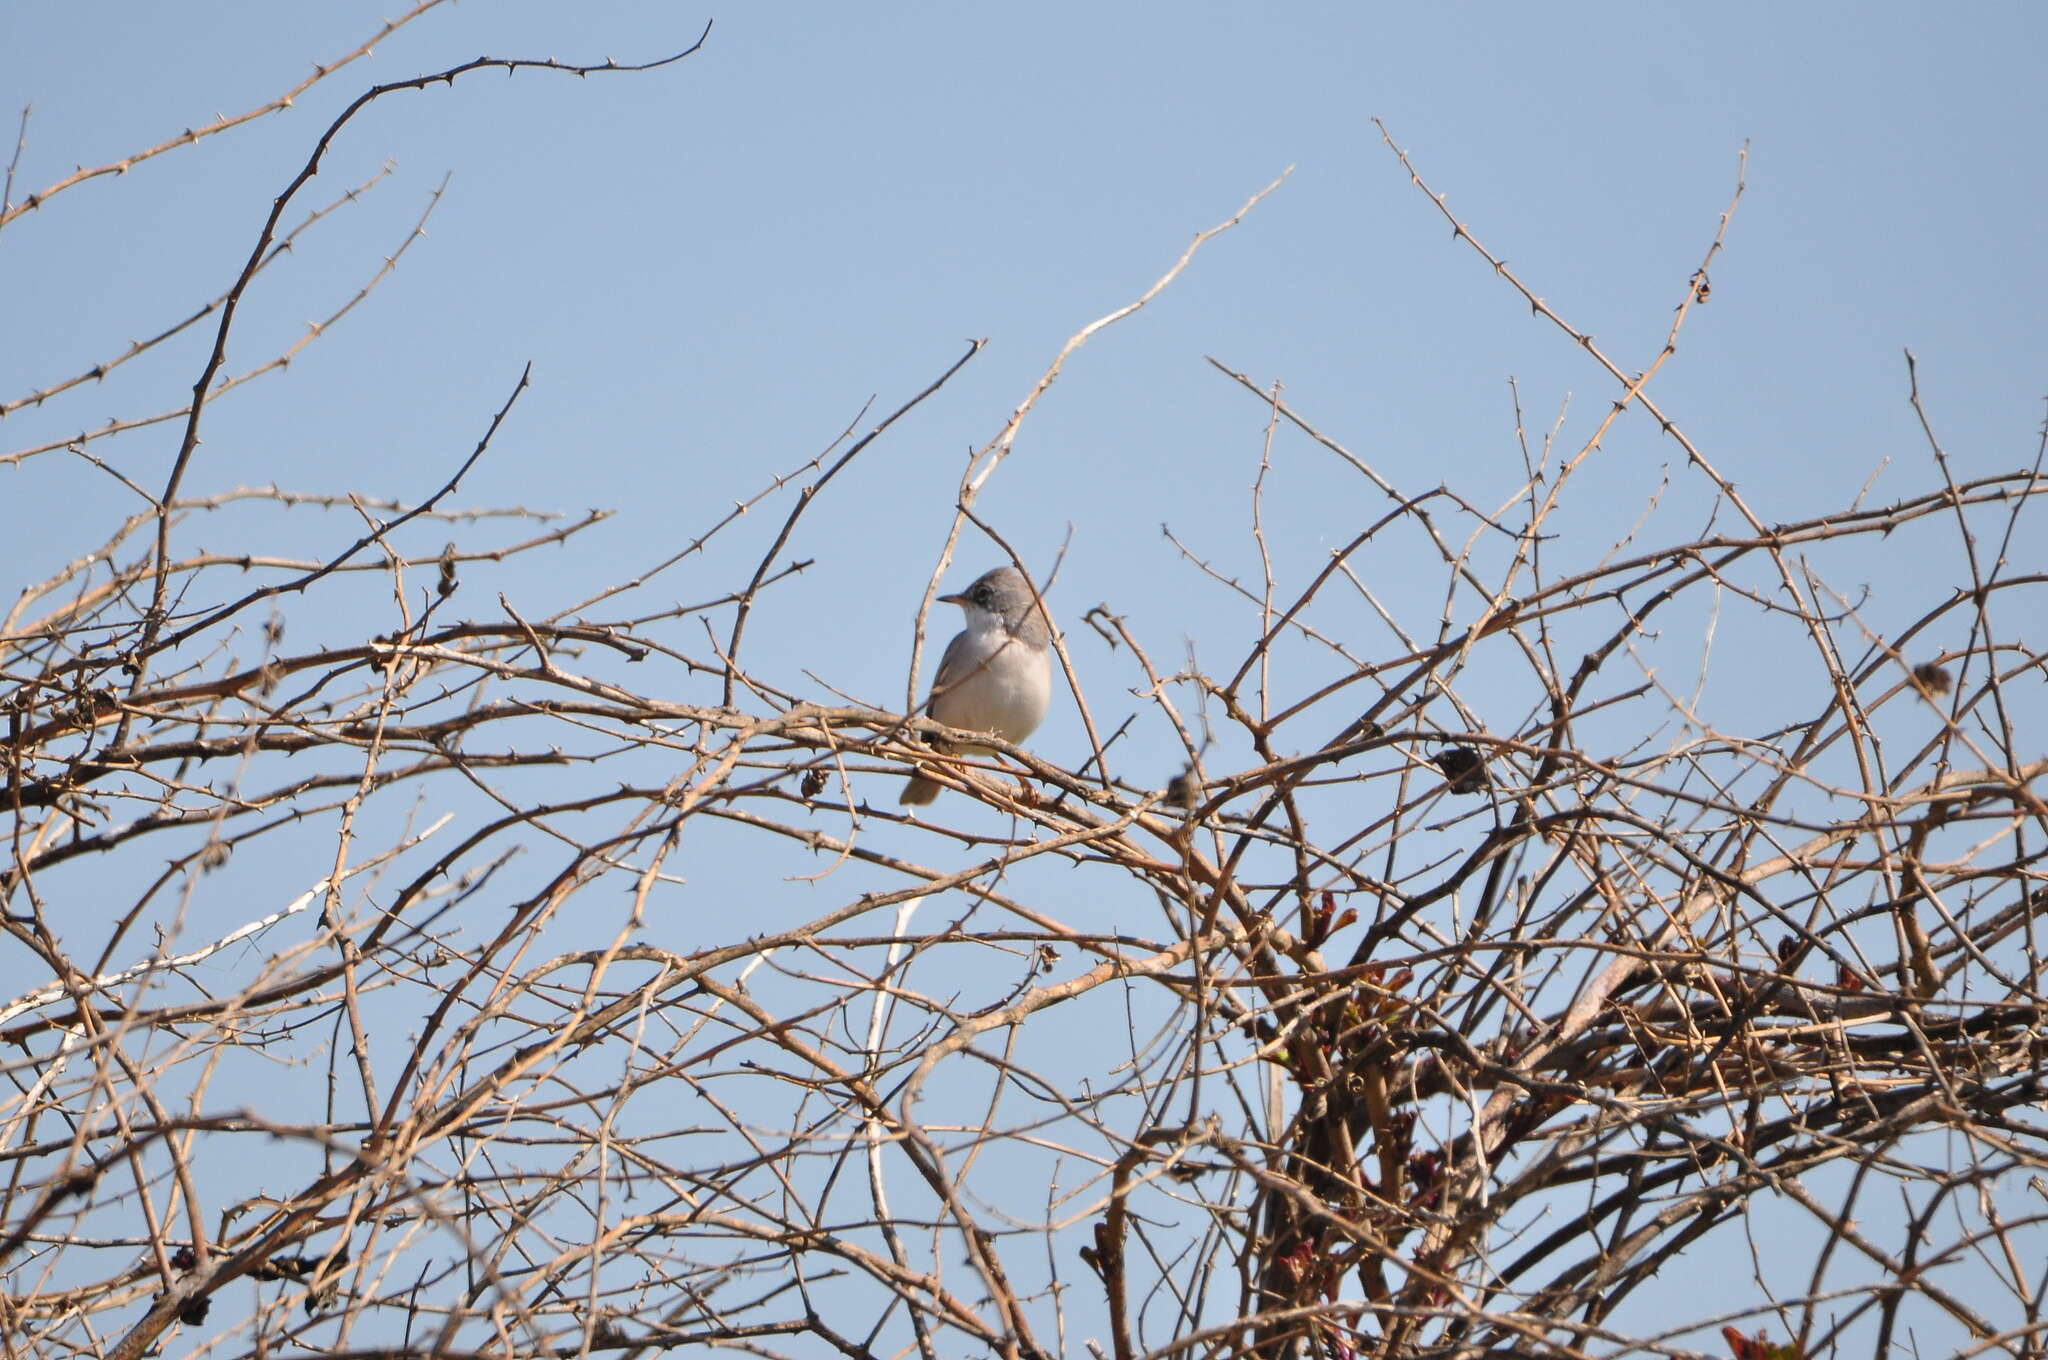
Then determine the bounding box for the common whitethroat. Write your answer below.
[900,566,1052,805]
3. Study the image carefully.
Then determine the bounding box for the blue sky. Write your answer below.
[10,6,2042,675]
[5,1,2044,1351]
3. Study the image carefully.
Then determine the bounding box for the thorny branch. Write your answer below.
[4,38,2046,1360]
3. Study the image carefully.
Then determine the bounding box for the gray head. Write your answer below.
[941,567,1050,647]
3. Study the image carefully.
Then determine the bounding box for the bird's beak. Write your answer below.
[938,592,968,607]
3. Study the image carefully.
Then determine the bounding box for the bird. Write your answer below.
[901,566,1052,805]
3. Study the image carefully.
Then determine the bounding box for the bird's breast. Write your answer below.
[931,636,1050,744]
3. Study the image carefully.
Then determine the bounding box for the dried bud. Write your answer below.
[1911,660,1952,697]
[1431,746,1489,794]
